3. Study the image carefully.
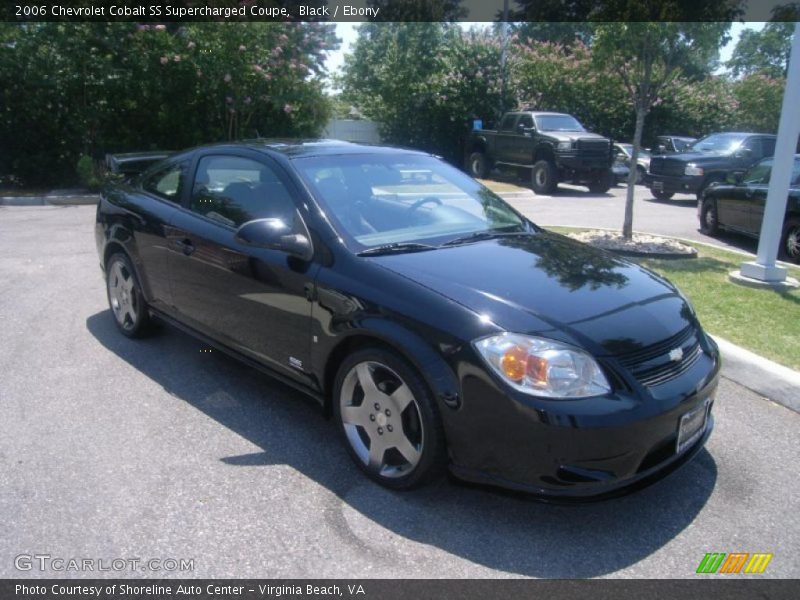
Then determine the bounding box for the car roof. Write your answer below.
[186,139,432,159]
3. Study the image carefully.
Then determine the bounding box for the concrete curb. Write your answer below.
[713,335,800,413]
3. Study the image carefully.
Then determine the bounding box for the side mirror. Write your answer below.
[516,123,531,135]
[235,217,313,261]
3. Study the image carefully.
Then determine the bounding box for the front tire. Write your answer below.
[333,347,447,490]
[531,160,558,194]
[699,199,719,235]
[468,152,489,179]
[106,252,153,338]
[588,169,613,193]
[652,189,674,201]
[780,220,800,264]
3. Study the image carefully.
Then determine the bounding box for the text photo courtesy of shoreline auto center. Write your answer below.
[1,0,799,598]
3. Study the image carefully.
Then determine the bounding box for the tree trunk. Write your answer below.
[623,101,648,239]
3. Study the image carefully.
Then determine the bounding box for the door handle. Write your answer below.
[175,238,196,256]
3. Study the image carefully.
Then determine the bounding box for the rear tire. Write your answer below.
[333,347,447,490]
[468,152,489,179]
[531,160,558,194]
[780,220,800,264]
[652,190,674,201]
[106,252,153,338]
[699,199,719,235]
[588,170,613,193]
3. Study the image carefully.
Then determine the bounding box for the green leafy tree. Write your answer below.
[341,23,514,164]
[0,22,338,186]
[731,74,786,132]
[727,22,796,79]
[593,21,733,238]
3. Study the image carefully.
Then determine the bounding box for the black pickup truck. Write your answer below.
[466,111,614,194]
[646,132,776,201]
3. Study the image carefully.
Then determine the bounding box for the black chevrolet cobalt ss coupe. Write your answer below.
[95,140,720,498]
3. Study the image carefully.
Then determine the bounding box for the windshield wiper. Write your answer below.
[357,242,437,257]
[441,229,534,247]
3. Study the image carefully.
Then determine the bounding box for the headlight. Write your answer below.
[685,163,704,176]
[557,141,572,151]
[474,334,611,398]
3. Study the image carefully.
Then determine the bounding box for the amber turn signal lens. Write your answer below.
[526,355,549,384]
[500,345,528,381]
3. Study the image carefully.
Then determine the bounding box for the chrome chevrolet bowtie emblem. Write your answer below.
[669,347,684,362]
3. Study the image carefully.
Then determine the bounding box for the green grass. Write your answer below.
[548,226,800,371]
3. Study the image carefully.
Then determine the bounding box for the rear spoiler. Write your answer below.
[105,152,172,178]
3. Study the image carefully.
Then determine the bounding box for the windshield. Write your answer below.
[534,115,585,132]
[689,133,749,155]
[296,154,527,250]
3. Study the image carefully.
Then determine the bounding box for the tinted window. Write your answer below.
[761,137,776,158]
[142,162,186,202]
[190,155,296,228]
[499,114,517,132]
[517,114,534,129]
[741,137,762,158]
[743,159,772,184]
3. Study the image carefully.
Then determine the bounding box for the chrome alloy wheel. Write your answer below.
[107,260,139,331]
[786,226,800,261]
[339,361,424,478]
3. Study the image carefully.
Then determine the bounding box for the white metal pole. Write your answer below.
[740,22,800,282]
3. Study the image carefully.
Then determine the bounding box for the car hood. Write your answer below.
[546,132,609,143]
[653,152,729,165]
[372,232,694,357]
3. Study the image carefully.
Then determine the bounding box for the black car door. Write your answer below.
[716,159,770,232]
[743,159,773,235]
[166,149,319,384]
[494,114,519,163]
[127,159,189,311]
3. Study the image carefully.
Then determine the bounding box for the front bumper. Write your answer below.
[646,174,704,194]
[445,342,720,500]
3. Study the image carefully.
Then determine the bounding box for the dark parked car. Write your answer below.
[96,140,720,498]
[646,132,777,202]
[653,135,696,155]
[467,111,614,194]
[699,155,800,263]
[614,143,652,184]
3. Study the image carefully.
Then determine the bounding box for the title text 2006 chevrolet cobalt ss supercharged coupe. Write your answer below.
[96,140,719,498]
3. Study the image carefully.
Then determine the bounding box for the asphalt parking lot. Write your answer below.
[499,180,761,255]
[1,204,798,579]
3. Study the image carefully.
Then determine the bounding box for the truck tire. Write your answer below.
[588,170,613,193]
[531,160,558,194]
[468,152,489,179]
[652,190,674,201]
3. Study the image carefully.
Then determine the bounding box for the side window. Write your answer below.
[142,162,186,202]
[761,137,776,158]
[741,137,762,158]
[517,114,534,130]
[499,114,517,132]
[190,155,296,228]
[743,159,772,185]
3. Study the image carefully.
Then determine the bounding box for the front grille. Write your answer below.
[576,138,610,159]
[649,157,685,177]
[616,326,703,387]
